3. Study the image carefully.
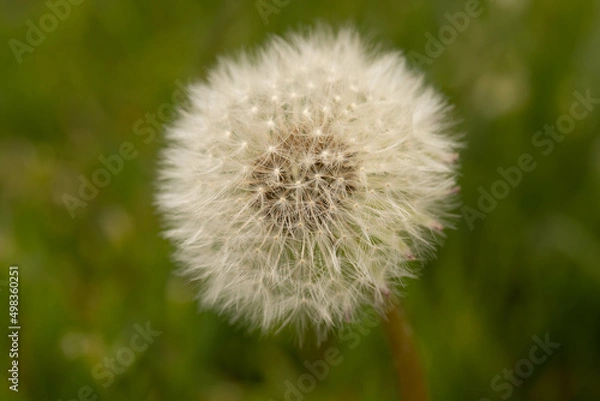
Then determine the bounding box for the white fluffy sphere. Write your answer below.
[156,27,460,340]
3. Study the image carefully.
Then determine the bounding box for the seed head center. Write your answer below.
[247,128,359,232]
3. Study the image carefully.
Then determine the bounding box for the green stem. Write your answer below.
[383,303,430,401]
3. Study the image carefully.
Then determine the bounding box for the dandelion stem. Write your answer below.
[383,303,429,401]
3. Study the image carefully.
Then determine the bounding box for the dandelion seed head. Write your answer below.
[156,26,461,341]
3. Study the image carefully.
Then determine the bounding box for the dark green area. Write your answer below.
[1,0,599,400]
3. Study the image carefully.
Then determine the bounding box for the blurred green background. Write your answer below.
[1,0,600,400]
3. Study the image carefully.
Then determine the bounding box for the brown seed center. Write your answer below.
[247,127,359,232]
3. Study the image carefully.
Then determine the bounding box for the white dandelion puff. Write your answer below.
[156,27,461,340]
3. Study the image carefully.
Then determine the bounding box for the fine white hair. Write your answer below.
[156,26,460,340]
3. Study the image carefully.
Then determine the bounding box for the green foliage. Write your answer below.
[1,0,599,400]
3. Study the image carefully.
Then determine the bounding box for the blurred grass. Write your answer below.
[1,0,600,400]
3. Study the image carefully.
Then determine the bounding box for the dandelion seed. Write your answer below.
[156,27,461,341]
